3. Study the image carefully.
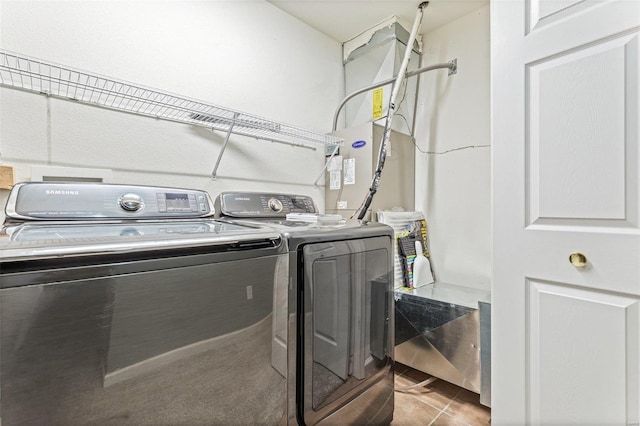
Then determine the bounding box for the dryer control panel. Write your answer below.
[215,192,317,218]
[5,182,214,221]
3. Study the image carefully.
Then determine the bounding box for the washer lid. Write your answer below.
[5,220,252,241]
[0,219,282,262]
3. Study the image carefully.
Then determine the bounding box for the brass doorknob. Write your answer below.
[569,252,587,267]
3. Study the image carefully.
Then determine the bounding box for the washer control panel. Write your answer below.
[215,192,317,218]
[6,182,214,220]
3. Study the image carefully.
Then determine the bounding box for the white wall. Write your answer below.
[0,1,343,220]
[414,5,491,290]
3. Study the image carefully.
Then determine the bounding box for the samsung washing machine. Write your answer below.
[215,192,395,425]
[0,183,289,425]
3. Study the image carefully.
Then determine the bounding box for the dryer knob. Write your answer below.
[119,193,144,212]
[268,198,283,213]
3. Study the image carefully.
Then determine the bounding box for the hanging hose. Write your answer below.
[356,1,429,220]
[356,2,429,220]
[332,61,456,133]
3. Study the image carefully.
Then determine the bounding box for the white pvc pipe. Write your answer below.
[388,2,427,124]
[356,1,429,220]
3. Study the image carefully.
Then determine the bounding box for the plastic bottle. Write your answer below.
[412,240,434,287]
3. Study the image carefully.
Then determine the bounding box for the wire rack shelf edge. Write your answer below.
[0,50,342,180]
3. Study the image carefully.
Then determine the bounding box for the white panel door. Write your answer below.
[492,0,640,424]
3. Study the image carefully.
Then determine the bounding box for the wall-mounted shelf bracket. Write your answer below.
[448,59,457,75]
[313,144,340,187]
[211,112,239,180]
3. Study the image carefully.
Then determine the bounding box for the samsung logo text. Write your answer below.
[46,190,80,195]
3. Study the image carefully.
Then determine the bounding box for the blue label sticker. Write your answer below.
[352,140,367,149]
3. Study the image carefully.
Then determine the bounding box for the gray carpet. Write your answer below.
[312,362,344,410]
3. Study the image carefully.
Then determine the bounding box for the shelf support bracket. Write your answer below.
[313,144,340,187]
[211,112,239,180]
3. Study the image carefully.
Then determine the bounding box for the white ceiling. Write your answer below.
[268,0,489,43]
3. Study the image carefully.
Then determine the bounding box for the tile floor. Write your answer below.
[391,363,491,425]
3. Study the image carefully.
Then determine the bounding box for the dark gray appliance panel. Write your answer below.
[309,251,351,381]
[0,254,286,425]
[301,235,393,425]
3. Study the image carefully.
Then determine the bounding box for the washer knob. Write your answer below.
[268,198,283,213]
[119,193,144,212]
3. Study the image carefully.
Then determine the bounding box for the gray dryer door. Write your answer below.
[301,235,393,425]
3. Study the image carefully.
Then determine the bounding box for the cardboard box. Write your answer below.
[0,165,15,190]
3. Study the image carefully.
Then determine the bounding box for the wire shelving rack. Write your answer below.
[0,50,342,179]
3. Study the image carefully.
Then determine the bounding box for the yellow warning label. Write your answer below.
[372,88,383,119]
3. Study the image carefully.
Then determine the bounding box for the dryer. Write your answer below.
[215,192,395,425]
